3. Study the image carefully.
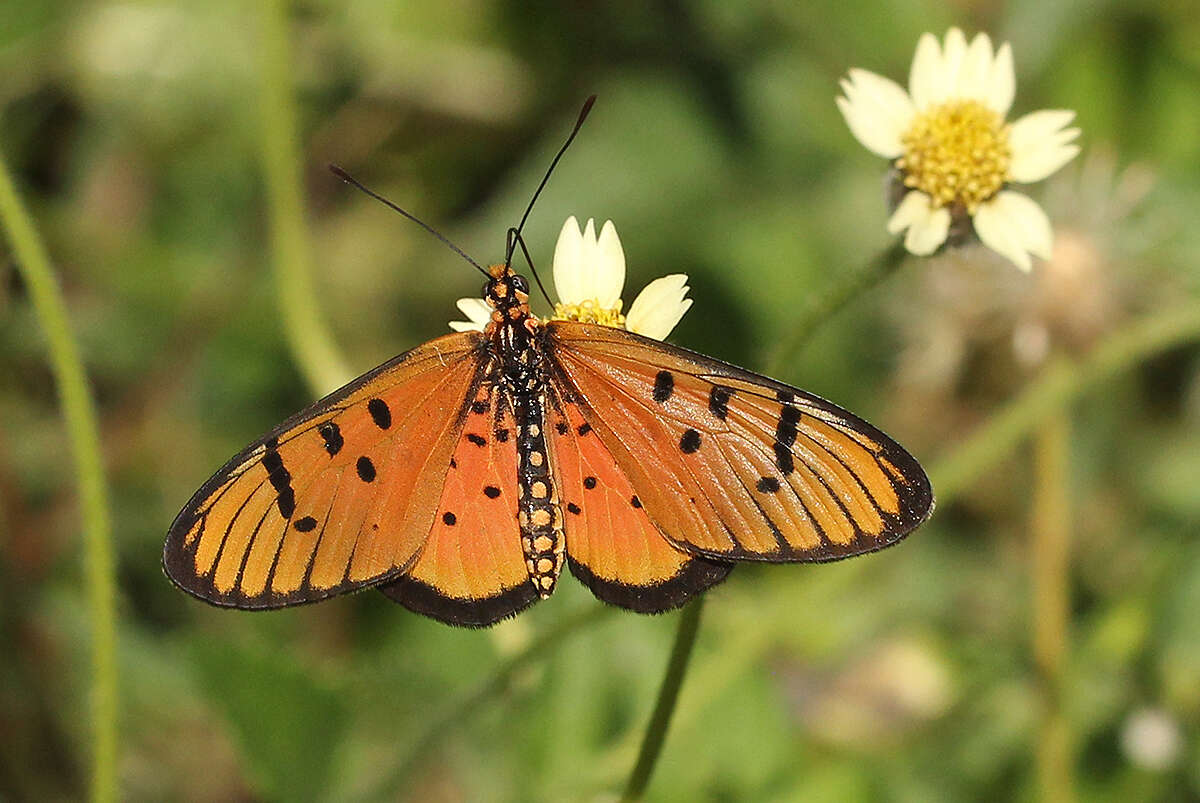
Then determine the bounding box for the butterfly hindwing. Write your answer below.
[545,398,733,613]
[163,332,485,608]
[379,379,540,626]
[545,322,933,563]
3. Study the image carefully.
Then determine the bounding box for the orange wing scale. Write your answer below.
[546,401,731,612]
[379,381,539,626]
[163,332,484,608]
[545,322,933,563]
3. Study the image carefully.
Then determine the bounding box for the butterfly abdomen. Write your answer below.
[513,386,564,598]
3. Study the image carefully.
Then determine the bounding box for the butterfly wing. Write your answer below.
[544,399,733,613]
[163,332,486,608]
[545,322,932,563]
[378,380,540,627]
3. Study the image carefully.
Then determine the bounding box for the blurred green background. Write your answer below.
[4,1,1200,801]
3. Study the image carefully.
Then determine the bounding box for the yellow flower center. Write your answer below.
[897,99,1011,214]
[550,299,625,328]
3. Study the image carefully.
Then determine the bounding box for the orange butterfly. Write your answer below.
[164,101,933,627]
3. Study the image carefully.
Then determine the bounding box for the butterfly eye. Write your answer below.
[511,275,529,294]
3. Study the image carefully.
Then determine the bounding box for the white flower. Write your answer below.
[837,28,1081,271]
[550,216,692,339]
[448,297,493,332]
[448,216,693,340]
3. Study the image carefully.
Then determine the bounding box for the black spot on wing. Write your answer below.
[494,428,510,442]
[466,433,487,447]
[275,488,295,519]
[263,443,295,518]
[318,421,343,456]
[679,429,702,454]
[567,502,582,515]
[471,400,489,415]
[356,456,376,483]
[583,476,597,490]
[442,511,457,526]
[653,371,674,403]
[631,495,642,508]
[484,485,501,499]
[293,516,318,532]
[555,421,569,435]
[773,399,801,474]
[367,398,392,430]
[708,385,732,420]
[577,422,591,436]
[756,476,781,493]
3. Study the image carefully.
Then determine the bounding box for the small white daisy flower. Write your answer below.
[837,27,1081,271]
[448,297,493,332]
[448,216,693,340]
[550,216,692,339]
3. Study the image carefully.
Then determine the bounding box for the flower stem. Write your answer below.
[620,597,705,802]
[258,0,353,395]
[931,299,1200,499]
[0,151,118,802]
[766,239,908,375]
[1032,412,1073,803]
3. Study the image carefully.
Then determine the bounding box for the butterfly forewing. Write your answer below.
[163,332,486,608]
[545,399,733,612]
[379,379,540,626]
[545,322,933,563]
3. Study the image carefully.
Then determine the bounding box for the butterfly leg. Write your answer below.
[515,391,565,597]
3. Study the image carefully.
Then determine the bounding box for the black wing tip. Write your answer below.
[567,555,734,614]
[378,576,540,628]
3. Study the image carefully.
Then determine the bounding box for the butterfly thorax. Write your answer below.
[483,264,564,598]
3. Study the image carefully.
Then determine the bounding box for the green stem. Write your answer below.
[0,151,117,802]
[766,240,908,375]
[930,300,1200,499]
[1032,413,1073,803]
[620,597,705,802]
[258,0,353,395]
[363,604,612,803]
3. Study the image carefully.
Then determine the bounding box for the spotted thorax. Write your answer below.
[837,28,1081,271]
[450,216,693,339]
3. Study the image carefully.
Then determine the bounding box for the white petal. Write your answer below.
[934,28,968,105]
[987,43,1015,115]
[577,217,603,302]
[837,69,914,158]
[625,274,692,340]
[552,216,584,304]
[973,190,1054,272]
[1008,110,1082,182]
[957,32,994,100]
[449,297,492,332]
[887,191,950,255]
[593,220,626,308]
[909,32,942,110]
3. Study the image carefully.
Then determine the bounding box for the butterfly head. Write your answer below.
[483,263,532,321]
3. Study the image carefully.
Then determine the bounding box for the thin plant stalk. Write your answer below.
[1032,412,1073,803]
[932,299,1200,499]
[258,0,353,395]
[0,151,118,803]
[766,239,908,375]
[620,597,705,802]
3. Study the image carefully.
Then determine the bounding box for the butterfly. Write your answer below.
[163,101,933,628]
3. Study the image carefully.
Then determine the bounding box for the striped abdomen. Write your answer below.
[514,390,564,597]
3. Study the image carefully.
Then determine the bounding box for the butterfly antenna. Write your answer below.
[505,95,597,268]
[507,227,554,306]
[329,164,489,278]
